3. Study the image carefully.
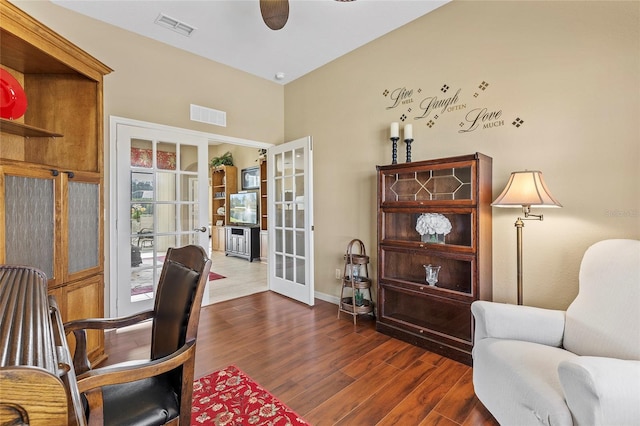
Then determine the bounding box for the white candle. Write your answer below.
[404,124,413,140]
[390,122,399,139]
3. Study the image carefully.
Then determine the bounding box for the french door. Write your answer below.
[114,123,210,316]
[268,136,315,305]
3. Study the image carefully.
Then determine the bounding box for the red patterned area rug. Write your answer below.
[191,365,309,425]
[208,271,226,281]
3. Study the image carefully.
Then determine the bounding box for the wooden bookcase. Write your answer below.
[376,153,492,365]
[211,165,237,251]
[0,0,112,365]
[211,165,237,226]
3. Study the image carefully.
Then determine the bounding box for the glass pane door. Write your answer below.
[116,124,210,316]
[268,136,314,305]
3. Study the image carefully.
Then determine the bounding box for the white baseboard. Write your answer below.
[314,291,339,305]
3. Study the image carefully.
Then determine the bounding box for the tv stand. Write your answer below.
[225,226,260,262]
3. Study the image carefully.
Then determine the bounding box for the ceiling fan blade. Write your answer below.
[260,0,289,31]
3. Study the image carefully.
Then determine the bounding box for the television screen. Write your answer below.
[228,191,258,226]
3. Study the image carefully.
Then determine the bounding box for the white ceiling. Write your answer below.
[51,0,449,85]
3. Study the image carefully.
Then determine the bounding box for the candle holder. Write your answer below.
[404,138,414,162]
[390,137,399,164]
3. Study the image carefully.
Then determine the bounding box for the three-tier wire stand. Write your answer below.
[338,239,375,324]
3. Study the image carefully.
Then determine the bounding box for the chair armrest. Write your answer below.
[558,357,640,426]
[64,310,154,375]
[471,300,565,347]
[76,339,196,393]
[64,310,154,333]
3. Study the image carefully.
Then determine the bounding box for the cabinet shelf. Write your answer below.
[0,118,64,138]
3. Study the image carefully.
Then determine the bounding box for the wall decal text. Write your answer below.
[382,80,524,134]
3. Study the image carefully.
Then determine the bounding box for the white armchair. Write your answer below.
[471,239,640,426]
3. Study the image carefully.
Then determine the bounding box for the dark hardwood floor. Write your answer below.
[104,291,498,426]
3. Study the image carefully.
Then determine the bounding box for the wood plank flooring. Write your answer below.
[104,291,498,425]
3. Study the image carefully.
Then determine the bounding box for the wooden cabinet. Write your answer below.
[0,0,112,365]
[211,165,237,227]
[50,274,104,361]
[376,153,492,365]
[260,230,268,262]
[211,225,226,252]
[225,226,260,262]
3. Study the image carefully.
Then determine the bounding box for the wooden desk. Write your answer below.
[0,265,85,425]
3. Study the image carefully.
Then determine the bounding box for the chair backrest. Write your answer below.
[564,239,640,359]
[151,245,211,360]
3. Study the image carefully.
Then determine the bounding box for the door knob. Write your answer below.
[194,226,207,232]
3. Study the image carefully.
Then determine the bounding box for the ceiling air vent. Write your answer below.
[190,104,227,127]
[155,13,196,37]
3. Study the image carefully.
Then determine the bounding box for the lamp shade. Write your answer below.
[492,170,562,208]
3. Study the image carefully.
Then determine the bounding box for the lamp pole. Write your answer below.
[492,171,562,306]
[515,217,524,305]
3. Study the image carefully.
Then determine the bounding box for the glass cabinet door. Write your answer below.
[1,166,60,285]
[66,173,102,279]
[380,246,475,296]
[381,210,475,250]
[380,161,476,204]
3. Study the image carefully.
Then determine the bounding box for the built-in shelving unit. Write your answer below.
[211,165,237,227]
[0,0,113,365]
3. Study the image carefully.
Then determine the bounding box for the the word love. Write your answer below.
[458,107,504,133]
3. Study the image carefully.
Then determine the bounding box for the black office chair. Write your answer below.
[65,245,211,426]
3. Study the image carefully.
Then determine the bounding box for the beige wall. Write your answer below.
[285,0,640,309]
[13,1,639,310]
[11,1,284,145]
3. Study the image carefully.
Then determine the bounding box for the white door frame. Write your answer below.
[108,116,272,317]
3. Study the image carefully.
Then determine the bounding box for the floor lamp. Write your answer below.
[492,170,562,305]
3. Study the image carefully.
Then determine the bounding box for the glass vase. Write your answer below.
[423,264,441,286]
[421,233,445,244]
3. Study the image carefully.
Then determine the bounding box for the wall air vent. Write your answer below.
[155,13,196,37]
[190,104,227,127]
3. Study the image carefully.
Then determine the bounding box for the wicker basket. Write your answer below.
[341,297,373,315]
